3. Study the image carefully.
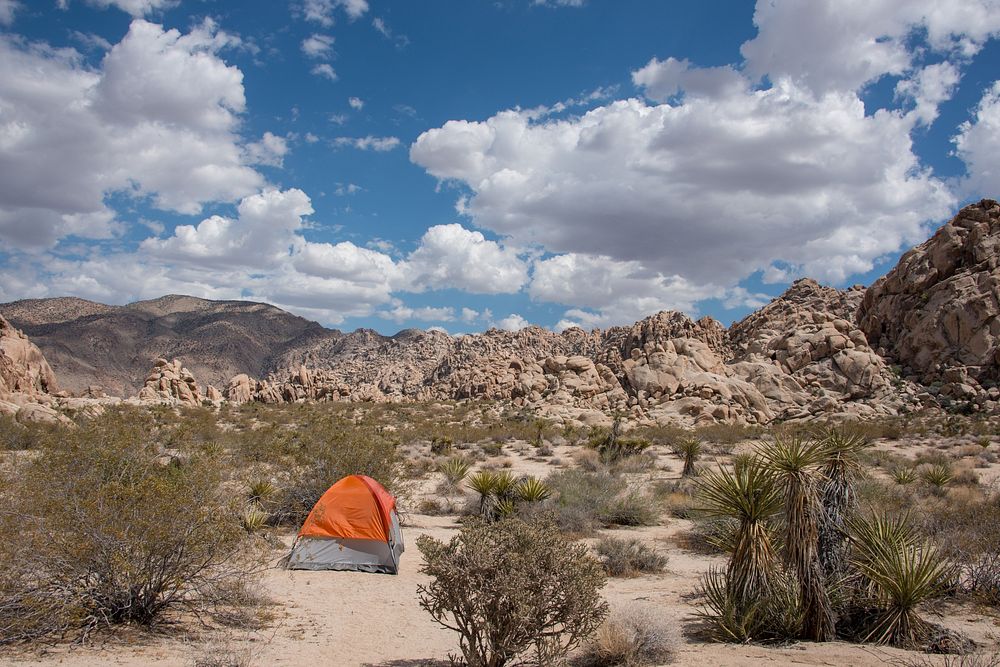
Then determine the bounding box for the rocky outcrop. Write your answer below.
[859,199,1000,409]
[136,358,209,406]
[0,314,58,399]
[728,278,914,420]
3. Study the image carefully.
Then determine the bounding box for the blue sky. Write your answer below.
[0,0,998,334]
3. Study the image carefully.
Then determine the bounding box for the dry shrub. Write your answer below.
[0,409,263,645]
[417,516,607,667]
[0,414,62,450]
[595,536,667,577]
[577,604,674,666]
[545,470,658,535]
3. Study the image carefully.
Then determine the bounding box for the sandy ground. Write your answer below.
[4,438,1000,667]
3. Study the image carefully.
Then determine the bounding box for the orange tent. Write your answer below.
[287,475,404,574]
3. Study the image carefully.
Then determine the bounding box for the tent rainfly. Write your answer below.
[286,474,403,574]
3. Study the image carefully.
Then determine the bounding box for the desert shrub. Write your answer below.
[574,448,604,472]
[0,410,260,644]
[546,470,657,534]
[595,536,667,577]
[920,491,1000,605]
[268,412,404,524]
[696,565,803,643]
[578,604,674,666]
[0,414,62,450]
[417,516,608,667]
[921,463,954,493]
[430,435,454,456]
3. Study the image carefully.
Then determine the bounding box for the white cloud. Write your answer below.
[301,33,334,59]
[304,132,320,143]
[372,17,389,37]
[68,0,177,16]
[740,0,1000,94]
[532,0,584,7]
[335,135,400,151]
[302,0,368,26]
[142,188,313,269]
[379,305,455,323]
[460,307,480,323]
[632,57,744,101]
[0,0,20,25]
[244,132,289,167]
[895,62,962,126]
[400,223,528,294]
[334,183,361,195]
[348,96,364,110]
[311,63,337,80]
[413,91,953,290]
[494,313,531,331]
[0,20,264,249]
[954,80,1000,198]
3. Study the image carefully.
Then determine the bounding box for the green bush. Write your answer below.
[417,516,608,667]
[0,410,260,644]
[545,470,658,534]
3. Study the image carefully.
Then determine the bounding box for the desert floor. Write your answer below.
[4,436,1000,667]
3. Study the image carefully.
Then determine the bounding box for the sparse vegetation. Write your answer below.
[595,536,667,577]
[578,604,674,666]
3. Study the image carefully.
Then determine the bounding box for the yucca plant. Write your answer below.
[439,457,472,487]
[696,458,783,612]
[673,436,702,477]
[467,470,498,518]
[891,466,917,485]
[760,434,835,641]
[516,476,552,503]
[241,504,270,534]
[491,470,518,501]
[816,426,871,582]
[921,463,954,492]
[247,477,278,506]
[847,513,952,647]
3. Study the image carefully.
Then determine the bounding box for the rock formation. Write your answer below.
[137,358,209,406]
[0,314,72,424]
[859,199,1000,411]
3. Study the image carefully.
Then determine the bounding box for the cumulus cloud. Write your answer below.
[64,0,178,16]
[895,62,962,126]
[401,224,528,294]
[954,80,1000,198]
[335,135,400,151]
[301,33,334,58]
[741,0,1000,94]
[494,313,531,331]
[244,132,289,167]
[0,20,264,249]
[348,96,364,110]
[412,92,953,290]
[311,63,337,80]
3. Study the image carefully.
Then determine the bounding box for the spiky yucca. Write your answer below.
[696,458,783,609]
[921,463,954,491]
[817,427,871,581]
[847,513,952,647]
[673,436,702,477]
[760,434,835,641]
[467,470,498,518]
[891,466,917,485]
[439,457,472,486]
[516,476,552,503]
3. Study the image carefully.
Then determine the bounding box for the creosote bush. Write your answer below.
[0,409,261,644]
[417,516,607,667]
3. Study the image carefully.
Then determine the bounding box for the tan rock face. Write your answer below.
[859,199,1000,396]
[0,314,58,399]
[136,358,206,406]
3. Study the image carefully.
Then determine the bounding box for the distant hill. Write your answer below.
[0,295,340,395]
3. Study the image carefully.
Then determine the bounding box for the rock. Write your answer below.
[0,314,58,399]
[135,358,206,406]
[859,199,1000,390]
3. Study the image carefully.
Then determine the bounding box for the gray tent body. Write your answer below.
[287,510,404,574]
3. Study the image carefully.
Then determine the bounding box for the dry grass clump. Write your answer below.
[577,604,674,666]
[544,469,658,535]
[594,536,667,577]
[0,409,264,645]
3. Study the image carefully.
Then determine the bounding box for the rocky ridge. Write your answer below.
[3,199,998,427]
